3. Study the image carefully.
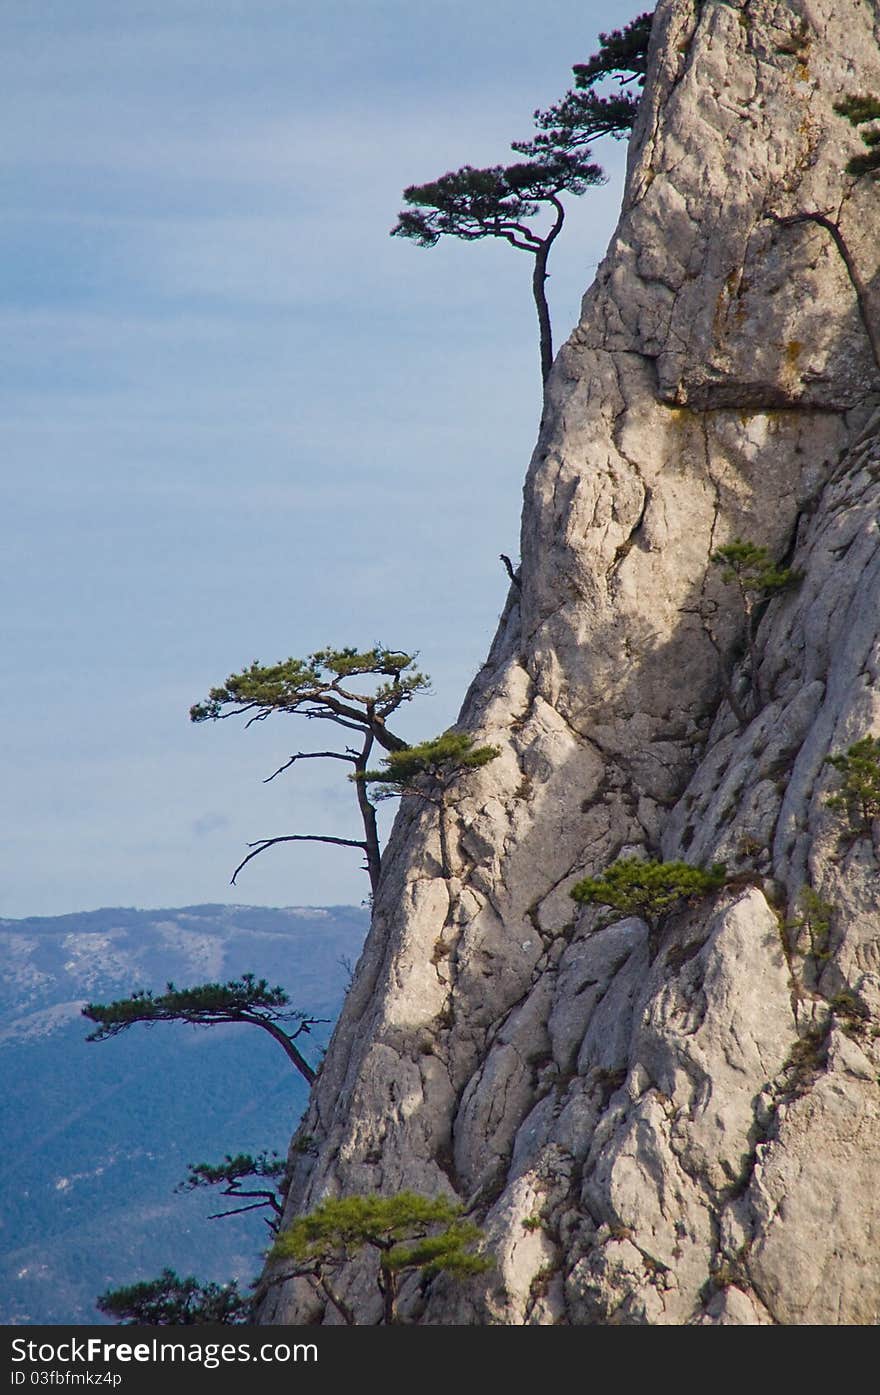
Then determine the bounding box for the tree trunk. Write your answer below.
[815,216,880,378]
[249,1016,316,1084]
[437,792,452,881]
[353,733,382,895]
[767,211,880,378]
[533,243,553,383]
[378,1266,397,1325]
[742,593,762,710]
[312,1274,355,1326]
[532,197,565,384]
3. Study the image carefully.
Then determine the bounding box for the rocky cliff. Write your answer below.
[260,0,880,1325]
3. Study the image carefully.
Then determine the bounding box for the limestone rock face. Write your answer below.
[260,0,880,1325]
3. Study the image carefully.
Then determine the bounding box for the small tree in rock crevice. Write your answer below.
[358,730,500,880]
[571,857,727,931]
[764,209,880,378]
[825,735,880,847]
[267,1192,491,1325]
[83,974,323,1085]
[710,538,800,715]
[764,96,880,379]
[191,646,430,895]
[786,885,834,964]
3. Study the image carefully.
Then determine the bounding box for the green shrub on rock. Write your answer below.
[571,857,726,927]
[269,1192,491,1325]
[826,735,880,838]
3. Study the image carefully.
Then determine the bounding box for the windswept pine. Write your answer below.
[392,156,604,384]
[267,1192,490,1325]
[83,974,323,1084]
[191,646,431,894]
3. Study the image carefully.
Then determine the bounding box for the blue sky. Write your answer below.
[2,0,645,917]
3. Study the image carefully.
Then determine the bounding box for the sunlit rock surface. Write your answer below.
[260,0,880,1325]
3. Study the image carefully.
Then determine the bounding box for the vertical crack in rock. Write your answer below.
[259,0,880,1325]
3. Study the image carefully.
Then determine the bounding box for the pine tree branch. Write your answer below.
[230,834,369,886]
[263,750,358,784]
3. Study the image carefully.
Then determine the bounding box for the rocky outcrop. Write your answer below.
[259,0,880,1325]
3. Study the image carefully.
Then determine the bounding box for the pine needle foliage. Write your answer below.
[96,1269,250,1325]
[384,1226,490,1279]
[270,1192,491,1324]
[392,156,604,250]
[180,1152,286,1191]
[177,1151,287,1227]
[710,539,800,599]
[82,974,322,1084]
[826,736,880,835]
[573,12,654,87]
[190,646,429,741]
[274,1192,467,1261]
[177,1149,287,1227]
[571,857,726,927]
[83,975,297,1035]
[190,645,431,894]
[835,95,880,177]
[513,11,653,158]
[358,729,501,799]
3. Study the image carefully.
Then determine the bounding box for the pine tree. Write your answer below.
[513,11,654,157]
[191,646,430,894]
[97,1270,250,1325]
[83,974,323,1084]
[392,155,604,384]
[268,1192,490,1325]
[571,857,726,930]
[710,539,800,712]
[392,16,653,386]
[826,735,880,839]
[177,1151,288,1228]
[358,729,500,878]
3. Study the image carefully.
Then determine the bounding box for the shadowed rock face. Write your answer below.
[259,0,880,1325]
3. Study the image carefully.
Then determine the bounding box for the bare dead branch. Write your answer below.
[244,709,273,728]
[263,750,357,784]
[230,834,368,887]
[765,209,880,376]
[280,1012,329,1041]
[207,1198,281,1221]
[500,554,522,588]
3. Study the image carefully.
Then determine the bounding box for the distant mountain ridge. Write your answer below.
[0,903,368,1324]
